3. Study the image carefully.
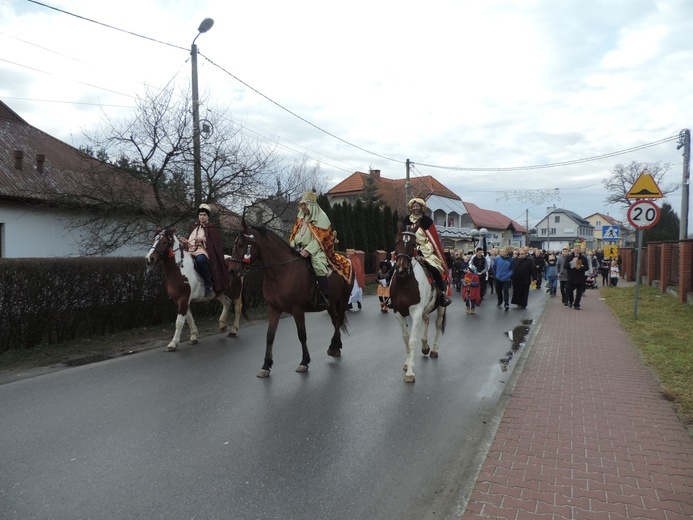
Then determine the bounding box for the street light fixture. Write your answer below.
[191,17,214,210]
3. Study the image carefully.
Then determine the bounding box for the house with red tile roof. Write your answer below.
[0,100,240,257]
[327,169,526,250]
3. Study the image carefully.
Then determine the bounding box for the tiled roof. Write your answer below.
[463,201,527,233]
[0,100,157,208]
[328,171,460,215]
[585,212,620,225]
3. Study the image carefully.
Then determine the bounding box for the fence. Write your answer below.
[620,239,693,304]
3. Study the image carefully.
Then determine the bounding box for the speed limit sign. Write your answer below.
[627,200,660,230]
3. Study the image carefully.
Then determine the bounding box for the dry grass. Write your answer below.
[600,285,693,429]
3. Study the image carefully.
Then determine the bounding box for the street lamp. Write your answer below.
[191,17,214,210]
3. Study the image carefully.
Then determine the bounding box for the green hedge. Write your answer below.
[0,258,265,353]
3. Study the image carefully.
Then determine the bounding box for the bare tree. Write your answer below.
[44,85,285,254]
[603,161,679,209]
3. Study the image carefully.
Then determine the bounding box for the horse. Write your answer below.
[229,219,353,378]
[389,222,446,383]
[145,227,233,351]
[223,256,248,337]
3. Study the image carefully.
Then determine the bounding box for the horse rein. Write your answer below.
[395,231,417,275]
[230,233,302,271]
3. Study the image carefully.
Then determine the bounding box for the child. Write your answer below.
[609,261,620,286]
[545,255,558,297]
[376,260,392,313]
[462,265,481,314]
[600,260,611,287]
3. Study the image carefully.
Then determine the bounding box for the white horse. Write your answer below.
[389,227,446,383]
[145,228,233,351]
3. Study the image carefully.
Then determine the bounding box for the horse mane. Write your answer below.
[247,223,300,257]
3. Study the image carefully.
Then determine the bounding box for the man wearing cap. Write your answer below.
[180,203,230,297]
[402,197,452,307]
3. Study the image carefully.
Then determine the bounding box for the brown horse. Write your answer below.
[145,228,239,350]
[229,219,352,377]
[389,222,446,383]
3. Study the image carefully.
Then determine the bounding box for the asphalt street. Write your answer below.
[0,289,549,520]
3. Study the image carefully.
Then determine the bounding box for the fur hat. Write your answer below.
[407,197,427,213]
[198,203,212,217]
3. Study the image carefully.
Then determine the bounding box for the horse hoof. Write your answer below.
[296,365,309,373]
[227,331,237,337]
[327,348,341,357]
[256,369,270,378]
[219,326,227,333]
[404,374,416,383]
[421,346,431,356]
[429,351,439,359]
[188,339,198,345]
[164,345,177,352]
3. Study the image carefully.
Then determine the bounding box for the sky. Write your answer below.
[1,0,692,234]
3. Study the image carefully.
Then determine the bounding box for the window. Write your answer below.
[554,216,560,223]
[596,220,601,226]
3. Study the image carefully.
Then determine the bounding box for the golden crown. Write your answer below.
[300,191,317,203]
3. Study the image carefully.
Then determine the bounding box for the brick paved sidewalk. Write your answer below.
[461,290,693,519]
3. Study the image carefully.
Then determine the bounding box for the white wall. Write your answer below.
[0,203,142,258]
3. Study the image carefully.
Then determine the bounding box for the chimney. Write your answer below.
[36,154,46,173]
[13,150,23,170]
[369,169,381,179]
[546,204,556,215]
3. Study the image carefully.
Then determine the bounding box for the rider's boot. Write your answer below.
[316,276,330,309]
[437,288,452,307]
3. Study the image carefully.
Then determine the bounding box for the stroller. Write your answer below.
[585,273,598,289]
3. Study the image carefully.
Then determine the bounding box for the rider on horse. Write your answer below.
[289,191,338,307]
[180,203,230,297]
[402,197,452,307]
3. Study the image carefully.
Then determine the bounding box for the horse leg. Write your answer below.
[403,308,424,383]
[395,313,416,382]
[164,313,187,351]
[429,307,445,359]
[421,312,431,356]
[228,296,242,337]
[216,294,230,334]
[186,311,199,345]
[257,307,280,378]
[292,311,311,373]
[326,306,342,357]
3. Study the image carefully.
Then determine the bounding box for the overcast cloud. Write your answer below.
[1,0,691,233]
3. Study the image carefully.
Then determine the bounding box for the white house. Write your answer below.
[535,206,596,251]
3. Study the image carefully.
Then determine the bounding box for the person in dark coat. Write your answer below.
[565,248,589,309]
[510,248,535,308]
[180,203,230,297]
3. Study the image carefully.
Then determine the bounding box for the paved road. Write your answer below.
[0,290,549,520]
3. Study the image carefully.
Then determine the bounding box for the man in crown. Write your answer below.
[402,197,452,307]
[289,191,338,307]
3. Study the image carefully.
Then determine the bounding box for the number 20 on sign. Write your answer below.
[627,200,660,230]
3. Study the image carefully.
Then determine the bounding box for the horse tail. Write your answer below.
[240,279,250,321]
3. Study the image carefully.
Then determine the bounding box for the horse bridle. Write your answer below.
[229,232,302,272]
[395,231,417,275]
[148,230,184,263]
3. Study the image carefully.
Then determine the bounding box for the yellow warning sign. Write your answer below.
[626,172,663,199]
[603,244,619,259]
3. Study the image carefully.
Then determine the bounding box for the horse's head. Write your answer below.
[229,219,257,275]
[146,227,177,266]
[394,222,417,276]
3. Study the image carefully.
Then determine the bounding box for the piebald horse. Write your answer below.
[145,227,240,351]
[389,222,446,383]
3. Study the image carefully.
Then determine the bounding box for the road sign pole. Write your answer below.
[633,229,643,319]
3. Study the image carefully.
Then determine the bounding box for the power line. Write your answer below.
[414,135,679,172]
[199,52,406,165]
[26,0,187,51]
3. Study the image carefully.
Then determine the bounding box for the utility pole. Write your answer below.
[405,159,411,205]
[677,129,690,240]
[191,18,214,210]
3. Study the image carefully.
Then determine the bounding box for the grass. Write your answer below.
[600,285,693,431]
